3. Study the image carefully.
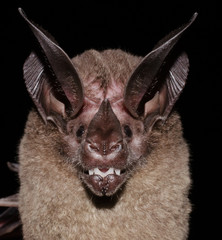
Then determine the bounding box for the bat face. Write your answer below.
[19,9,197,196]
[62,68,150,196]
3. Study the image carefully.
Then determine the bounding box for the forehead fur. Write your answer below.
[71,49,141,102]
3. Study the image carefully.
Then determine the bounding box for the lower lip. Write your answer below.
[82,172,127,196]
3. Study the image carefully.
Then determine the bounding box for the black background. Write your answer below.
[0,1,221,239]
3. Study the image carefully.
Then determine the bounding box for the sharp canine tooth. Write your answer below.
[94,167,101,176]
[107,167,114,175]
[89,169,94,175]
[115,169,120,175]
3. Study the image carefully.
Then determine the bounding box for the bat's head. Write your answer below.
[19,9,197,196]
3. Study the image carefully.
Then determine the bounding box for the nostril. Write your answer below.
[88,143,99,152]
[110,143,122,152]
[86,140,123,155]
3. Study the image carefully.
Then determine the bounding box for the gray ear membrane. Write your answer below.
[19,8,84,131]
[124,13,197,129]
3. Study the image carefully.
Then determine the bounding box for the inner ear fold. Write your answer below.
[24,46,71,131]
[143,51,189,123]
[24,52,66,121]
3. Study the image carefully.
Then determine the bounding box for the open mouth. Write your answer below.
[86,167,126,177]
[82,167,127,196]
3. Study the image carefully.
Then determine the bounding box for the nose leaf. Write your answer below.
[86,99,123,156]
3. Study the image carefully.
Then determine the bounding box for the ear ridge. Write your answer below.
[24,51,49,123]
[162,52,189,120]
[24,51,67,124]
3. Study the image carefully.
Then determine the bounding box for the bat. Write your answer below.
[0,8,197,239]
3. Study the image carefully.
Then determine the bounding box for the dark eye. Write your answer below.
[124,125,132,138]
[76,125,85,138]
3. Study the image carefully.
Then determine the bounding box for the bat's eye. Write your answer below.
[124,125,132,138]
[76,125,85,138]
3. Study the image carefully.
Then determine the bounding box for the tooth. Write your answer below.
[106,167,114,175]
[88,168,122,177]
[94,167,101,176]
[115,169,120,176]
[93,167,115,178]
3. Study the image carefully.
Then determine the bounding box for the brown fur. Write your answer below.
[72,49,141,102]
[18,50,191,239]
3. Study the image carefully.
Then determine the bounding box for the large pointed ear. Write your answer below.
[124,13,197,129]
[19,8,84,132]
